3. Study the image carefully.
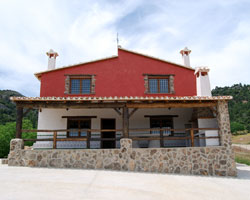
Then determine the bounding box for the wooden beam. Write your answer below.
[122,107,129,138]
[16,106,23,138]
[15,100,219,110]
[113,108,122,116]
[23,136,219,142]
[53,131,57,149]
[62,116,97,119]
[127,102,217,108]
[16,102,126,109]
[129,108,138,118]
[144,115,178,118]
[190,129,194,147]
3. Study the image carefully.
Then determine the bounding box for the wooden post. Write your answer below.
[53,131,57,149]
[16,106,23,138]
[190,129,194,147]
[87,131,90,149]
[160,129,164,147]
[122,107,129,138]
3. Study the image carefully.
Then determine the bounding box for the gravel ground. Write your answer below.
[0,162,250,200]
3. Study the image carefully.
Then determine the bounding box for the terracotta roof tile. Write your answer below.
[10,96,233,102]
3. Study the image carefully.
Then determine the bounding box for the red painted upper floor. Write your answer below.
[36,48,197,97]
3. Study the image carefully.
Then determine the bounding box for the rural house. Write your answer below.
[8,46,236,176]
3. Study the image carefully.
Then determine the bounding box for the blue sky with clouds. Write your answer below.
[0,0,249,96]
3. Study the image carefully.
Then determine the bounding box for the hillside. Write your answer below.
[212,83,250,133]
[0,90,38,127]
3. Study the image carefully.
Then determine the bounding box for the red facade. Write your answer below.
[39,48,196,97]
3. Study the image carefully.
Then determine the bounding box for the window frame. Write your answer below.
[67,118,91,138]
[149,116,174,136]
[143,74,175,94]
[69,77,92,94]
[64,74,96,95]
[148,76,170,94]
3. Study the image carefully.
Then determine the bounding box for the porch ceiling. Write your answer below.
[10,96,232,109]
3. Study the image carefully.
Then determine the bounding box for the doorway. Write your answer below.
[101,118,116,148]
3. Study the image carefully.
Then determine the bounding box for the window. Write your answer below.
[149,77,169,94]
[64,74,96,95]
[67,118,91,137]
[150,117,173,136]
[70,78,91,94]
[144,74,175,94]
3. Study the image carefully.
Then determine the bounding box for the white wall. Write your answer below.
[197,118,219,146]
[196,73,212,96]
[34,107,193,149]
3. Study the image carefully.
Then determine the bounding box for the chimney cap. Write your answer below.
[180,47,191,55]
[46,49,59,57]
[194,67,210,75]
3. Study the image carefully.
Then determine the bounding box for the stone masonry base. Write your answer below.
[8,138,237,176]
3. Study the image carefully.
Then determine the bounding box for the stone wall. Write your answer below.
[8,138,236,176]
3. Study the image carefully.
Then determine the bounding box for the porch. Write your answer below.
[8,96,237,176]
[11,96,230,149]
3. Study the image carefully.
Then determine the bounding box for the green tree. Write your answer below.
[212,84,250,133]
[0,90,38,127]
[230,122,245,134]
[0,119,35,158]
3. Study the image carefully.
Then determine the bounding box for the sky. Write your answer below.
[0,0,249,97]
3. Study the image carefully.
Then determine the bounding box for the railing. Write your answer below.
[21,128,220,149]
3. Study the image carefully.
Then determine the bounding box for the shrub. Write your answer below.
[0,120,35,158]
[231,121,245,135]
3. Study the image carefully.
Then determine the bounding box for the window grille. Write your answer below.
[149,79,158,93]
[148,77,169,93]
[159,79,169,93]
[70,79,80,94]
[82,79,91,94]
[70,78,91,94]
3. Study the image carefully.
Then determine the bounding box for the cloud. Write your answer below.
[0,0,249,96]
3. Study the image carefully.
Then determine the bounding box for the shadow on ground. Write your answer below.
[236,163,250,180]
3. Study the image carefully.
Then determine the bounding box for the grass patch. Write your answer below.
[235,156,250,166]
[233,146,250,166]
[232,133,250,144]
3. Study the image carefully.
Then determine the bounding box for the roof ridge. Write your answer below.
[35,47,195,79]
[118,47,195,71]
[34,55,118,79]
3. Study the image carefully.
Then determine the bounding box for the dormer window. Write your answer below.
[144,74,175,94]
[64,74,96,95]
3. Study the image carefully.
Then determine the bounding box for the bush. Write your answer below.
[0,120,35,158]
[231,121,245,134]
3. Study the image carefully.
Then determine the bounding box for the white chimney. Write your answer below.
[180,47,191,67]
[194,67,212,96]
[46,49,58,70]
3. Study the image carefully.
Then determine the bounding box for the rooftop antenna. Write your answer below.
[117,32,121,48]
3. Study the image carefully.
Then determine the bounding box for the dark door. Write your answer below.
[101,119,116,148]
